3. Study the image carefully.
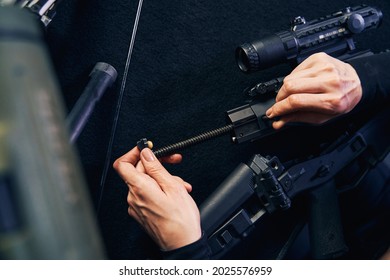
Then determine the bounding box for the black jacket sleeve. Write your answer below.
[348,52,390,111]
[161,233,211,260]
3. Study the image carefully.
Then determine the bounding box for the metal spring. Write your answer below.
[154,124,234,158]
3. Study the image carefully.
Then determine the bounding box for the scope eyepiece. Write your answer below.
[236,34,289,73]
[236,43,260,72]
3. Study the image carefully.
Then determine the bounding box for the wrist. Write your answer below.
[161,228,202,251]
[161,231,211,260]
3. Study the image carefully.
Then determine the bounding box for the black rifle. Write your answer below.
[145,4,383,157]
[200,109,390,259]
[236,4,382,73]
[134,5,389,259]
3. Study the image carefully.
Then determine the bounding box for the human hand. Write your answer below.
[380,247,390,260]
[113,147,201,251]
[266,52,363,129]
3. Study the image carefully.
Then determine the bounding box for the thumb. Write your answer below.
[140,148,178,192]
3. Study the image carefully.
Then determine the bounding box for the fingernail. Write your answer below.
[141,148,155,162]
[266,108,273,118]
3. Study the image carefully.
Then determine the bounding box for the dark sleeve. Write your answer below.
[161,232,212,260]
[347,52,390,111]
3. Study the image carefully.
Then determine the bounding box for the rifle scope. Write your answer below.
[236,5,382,73]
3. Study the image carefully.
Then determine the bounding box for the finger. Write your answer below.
[137,155,181,173]
[276,76,330,102]
[113,146,140,170]
[135,152,183,178]
[160,154,183,164]
[266,93,340,118]
[276,52,341,102]
[183,182,192,193]
[272,111,333,129]
[140,148,183,193]
[291,52,334,72]
[136,160,146,173]
[114,156,155,191]
[113,157,137,183]
[173,176,192,193]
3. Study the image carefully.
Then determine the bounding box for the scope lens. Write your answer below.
[235,43,261,73]
[236,47,251,72]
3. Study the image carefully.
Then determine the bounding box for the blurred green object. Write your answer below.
[0,7,105,259]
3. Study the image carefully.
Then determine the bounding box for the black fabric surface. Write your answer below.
[45,0,390,259]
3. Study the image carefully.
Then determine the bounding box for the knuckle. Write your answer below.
[130,184,144,196]
[112,159,122,171]
[311,52,328,61]
[322,62,338,74]
[287,94,301,108]
[173,176,185,184]
[330,75,342,86]
[314,52,326,58]
[127,206,137,218]
[127,193,134,205]
[328,95,348,113]
[282,79,295,93]
[271,103,282,116]
[127,191,146,208]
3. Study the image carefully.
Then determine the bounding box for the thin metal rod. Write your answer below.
[97,0,144,214]
[153,124,234,158]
